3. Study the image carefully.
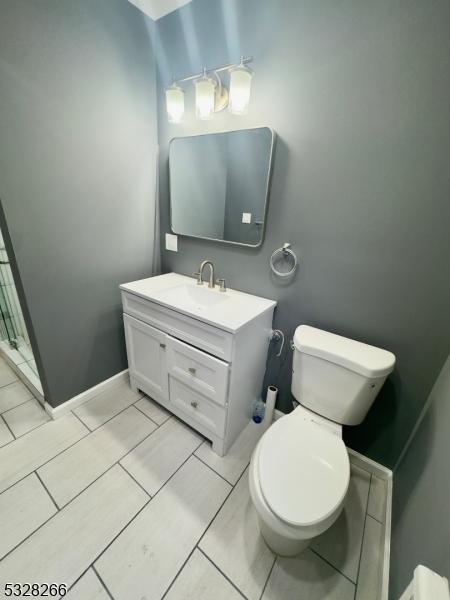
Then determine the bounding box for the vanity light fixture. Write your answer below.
[229,59,253,115]
[165,83,185,124]
[165,56,253,123]
[194,70,216,120]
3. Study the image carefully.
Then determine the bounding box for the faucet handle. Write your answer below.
[193,272,203,285]
[216,278,227,292]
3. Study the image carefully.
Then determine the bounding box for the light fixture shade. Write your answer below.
[229,64,253,115]
[195,75,215,120]
[165,84,184,123]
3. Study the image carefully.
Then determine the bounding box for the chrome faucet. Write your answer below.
[195,260,215,288]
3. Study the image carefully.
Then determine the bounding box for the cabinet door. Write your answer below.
[123,314,168,402]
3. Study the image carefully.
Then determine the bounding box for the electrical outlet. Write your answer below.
[165,233,178,252]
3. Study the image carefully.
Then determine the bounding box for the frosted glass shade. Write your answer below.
[229,65,253,115]
[165,85,184,123]
[195,76,215,120]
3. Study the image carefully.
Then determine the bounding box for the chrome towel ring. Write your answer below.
[270,243,298,277]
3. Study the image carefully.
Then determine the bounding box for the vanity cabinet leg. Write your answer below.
[212,438,226,457]
[129,375,140,394]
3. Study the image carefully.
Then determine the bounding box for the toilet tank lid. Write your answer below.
[293,325,396,378]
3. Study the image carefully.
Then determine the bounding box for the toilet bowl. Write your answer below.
[249,405,350,556]
[249,325,395,556]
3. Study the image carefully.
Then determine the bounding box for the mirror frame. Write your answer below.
[168,127,276,248]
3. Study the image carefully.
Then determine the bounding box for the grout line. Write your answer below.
[0,395,35,416]
[1,412,16,440]
[0,427,91,498]
[309,548,357,586]
[0,461,152,564]
[366,513,384,525]
[193,453,242,487]
[0,504,61,562]
[92,565,115,600]
[70,409,92,429]
[133,400,169,427]
[117,463,152,499]
[53,415,163,509]
[2,403,52,440]
[198,547,249,599]
[91,440,207,574]
[1,397,36,416]
[35,470,60,512]
[354,473,373,598]
[0,402,159,504]
[73,394,144,433]
[64,565,93,595]
[160,464,238,600]
[258,554,277,600]
[0,377,19,390]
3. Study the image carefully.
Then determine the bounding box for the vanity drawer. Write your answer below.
[167,336,229,407]
[121,291,233,362]
[169,377,226,438]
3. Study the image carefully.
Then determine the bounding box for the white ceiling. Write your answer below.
[128,0,192,21]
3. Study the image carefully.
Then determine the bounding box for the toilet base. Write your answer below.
[258,516,311,556]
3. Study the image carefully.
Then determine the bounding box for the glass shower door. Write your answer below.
[0,230,42,395]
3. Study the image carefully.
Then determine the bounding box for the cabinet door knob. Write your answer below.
[159,343,166,349]
[191,401,198,408]
[188,367,196,375]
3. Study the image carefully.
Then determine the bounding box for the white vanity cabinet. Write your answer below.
[120,273,276,456]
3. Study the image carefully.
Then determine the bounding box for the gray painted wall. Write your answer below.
[389,356,450,598]
[0,0,158,407]
[156,0,450,467]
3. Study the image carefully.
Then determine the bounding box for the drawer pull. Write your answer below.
[160,343,166,349]
[191,401,198,409]
[188,367,197,376]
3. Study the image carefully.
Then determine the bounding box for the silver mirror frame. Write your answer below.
[168,127,276,248]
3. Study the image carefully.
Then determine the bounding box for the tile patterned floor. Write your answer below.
[0,357,387,600]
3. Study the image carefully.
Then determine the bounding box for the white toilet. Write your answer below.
[249,325,395,556]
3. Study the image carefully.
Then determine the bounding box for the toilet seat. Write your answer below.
[257,414,350,528]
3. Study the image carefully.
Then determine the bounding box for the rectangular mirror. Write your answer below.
[169,127,275,247]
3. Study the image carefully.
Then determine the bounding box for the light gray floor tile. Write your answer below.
[0,466,148,594]
[3,398,50,437]
[96,456,231,600]
[355,515,384,600]
[135,395,171,425]
[0,413,88,493]
[73,381,142,431]
[367,475,388,523]
[38,407,156,507]
[0,473,56,559]
[310,464,371,583]
[165,549,243,600]
[0,359,18,388]
[0,380,33,414]
[200,467,275,600]
[195,421,263,485]
[262,550,355,600]
[0,417,13,448]
[65,569,109,600]
[120,417,202,496]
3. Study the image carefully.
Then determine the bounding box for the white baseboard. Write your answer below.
[44,369,129,419]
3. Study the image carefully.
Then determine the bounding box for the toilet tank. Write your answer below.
[291,326,395,426]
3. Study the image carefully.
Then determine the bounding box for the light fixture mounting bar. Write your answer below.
[173,56,253,85]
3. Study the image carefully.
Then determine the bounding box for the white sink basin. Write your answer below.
[156,283,229,310]
[120,273,277,333]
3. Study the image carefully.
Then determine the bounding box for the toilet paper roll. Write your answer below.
[263,385,278,427]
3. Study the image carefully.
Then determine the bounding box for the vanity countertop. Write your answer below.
[120,272,277,333]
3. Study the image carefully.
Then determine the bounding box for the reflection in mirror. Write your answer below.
[169,127,275,247]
